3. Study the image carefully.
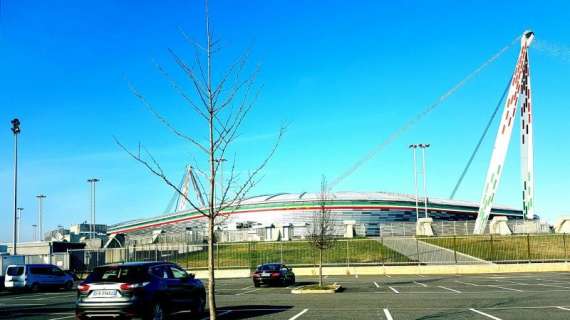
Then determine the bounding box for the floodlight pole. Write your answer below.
[36,195,46,242]
[419,144,431,218]
[11,118,21,255]
[16,208,23,244]
[87,178,100,239]
[409,144,420,221]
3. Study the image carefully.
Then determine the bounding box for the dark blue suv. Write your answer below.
[75,262,205,320]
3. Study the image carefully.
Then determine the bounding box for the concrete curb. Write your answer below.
[189,262,570,279]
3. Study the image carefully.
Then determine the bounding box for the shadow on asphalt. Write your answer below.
[213,305,294,319]
[0,302,75,319]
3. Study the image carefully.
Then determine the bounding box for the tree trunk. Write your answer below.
[207,217,217,319]
[319,248,323,287]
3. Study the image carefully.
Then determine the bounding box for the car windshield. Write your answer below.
[7,267,24,276]
[86,266,149,283]
[257,264,282,271]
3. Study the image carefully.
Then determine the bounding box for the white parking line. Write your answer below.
[469,308,502,320]
[557,306,570,311]
[48,316,75,320]
[417,274,426,278]
[414,281,427,288]
[289,308,308,320]
[385,274,392,278]
[373,281,380,288]
[355,274,359,278]
[383,308,394,320]
[491,286,523,292]
[235,288,259,296]
[388,286,399,294]
[438,286,461,293]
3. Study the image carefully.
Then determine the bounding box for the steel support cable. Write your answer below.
[449,78,511,199]
[328,36,520,190]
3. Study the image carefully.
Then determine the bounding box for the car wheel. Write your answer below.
[253,281,260,288]
[64,281,74,290]
[30,283,40,292]
[190,295,205,318]
[148,303,165,320]
[290,276,295,285]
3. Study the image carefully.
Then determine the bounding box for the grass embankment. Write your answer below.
[176,239,411,269]
[423,234,570,262]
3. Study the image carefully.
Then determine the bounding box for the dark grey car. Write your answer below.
[75,262,205,320]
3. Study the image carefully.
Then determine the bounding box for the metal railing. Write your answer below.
[66,234,570,273]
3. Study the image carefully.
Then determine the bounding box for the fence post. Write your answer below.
[346,240,350,269]
[186,242,190,269]
[216,243,220,270]
[415,237,421,266]
[280,242,283,264]
[453,236,458,265]
[380,237,385,267]
[526,234,531,263]
[489,235,494,262]
[562,233,568,263]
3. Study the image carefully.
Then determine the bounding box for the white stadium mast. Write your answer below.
[473,30,535,234]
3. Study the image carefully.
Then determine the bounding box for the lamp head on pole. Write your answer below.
[409,144,418,149]
[11,118,21,134]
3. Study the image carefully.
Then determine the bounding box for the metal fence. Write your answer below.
[379,220,550,237]
[67,234,570,273]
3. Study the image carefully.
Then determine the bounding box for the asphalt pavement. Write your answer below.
[2,272,570,319]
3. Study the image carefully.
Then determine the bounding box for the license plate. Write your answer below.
[91,290,118,297]
[261,272,270,277]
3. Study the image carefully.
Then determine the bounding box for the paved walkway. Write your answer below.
[381,237,489,264]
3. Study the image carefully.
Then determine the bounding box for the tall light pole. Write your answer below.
[418,144,431,218]
[11,118,21,255]
[87,178,100,239]
[16,208,23,244]
[32,224,37,241]
[36,194,46,242]
[409,144,420,221]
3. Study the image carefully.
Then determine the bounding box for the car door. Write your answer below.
[50,267,66,286]
[166,265,193,310]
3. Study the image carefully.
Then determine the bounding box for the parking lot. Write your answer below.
[2,272,570,319]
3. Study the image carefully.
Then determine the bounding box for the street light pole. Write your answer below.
[11,119,21,255]
[16,208,23,244]
[419,144,431,218]
[409,144,420,221]
[36,195,46,242]
[87,178,100,239]
[32,224,37,241]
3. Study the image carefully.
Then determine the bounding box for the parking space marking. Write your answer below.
[491,285,523,292]
[374,281,380,288]
[385,274,392,278]
[383,308,394,320]
[557,306,570,311]
[438,286,461,293]
[417,274,426,278]
[201,310,232,320]
[235,288,260,296]
[388,286,399,294]
[288,308,308,320]
[469,308,502,320]
[414,281,428,288]
[48,315,75,320]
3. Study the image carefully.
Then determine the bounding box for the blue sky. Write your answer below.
[1,1,570,242]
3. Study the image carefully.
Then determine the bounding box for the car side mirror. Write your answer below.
[188,273,195,279]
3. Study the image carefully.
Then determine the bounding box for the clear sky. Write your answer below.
[1,1,570,242]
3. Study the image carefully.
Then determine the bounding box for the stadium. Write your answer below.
[107,191,523,244]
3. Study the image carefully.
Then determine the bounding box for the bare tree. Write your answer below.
[308,176,336,287]
[114,2,285,318]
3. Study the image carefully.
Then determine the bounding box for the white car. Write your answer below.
[4,264,74,291]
